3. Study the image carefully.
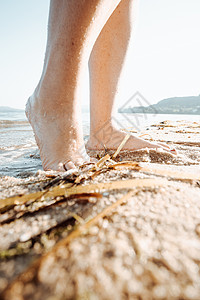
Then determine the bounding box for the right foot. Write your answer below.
[87,125,177,154]
[26,96,90,171]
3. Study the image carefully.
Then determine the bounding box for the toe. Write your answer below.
[157,142,170,149]
[155,142,177,155]
[170,148,178,155]
[63,161,77,171]
[158,143,177,155]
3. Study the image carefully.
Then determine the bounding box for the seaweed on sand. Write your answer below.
[0,133,199,211]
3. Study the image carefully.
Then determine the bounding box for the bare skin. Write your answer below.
[87,0,173,152]
[26,0,175,171]
[26,0,123,171]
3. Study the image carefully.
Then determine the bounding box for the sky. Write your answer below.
[0,0,200,109]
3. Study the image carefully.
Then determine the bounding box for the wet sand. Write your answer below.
[0,120,200,300]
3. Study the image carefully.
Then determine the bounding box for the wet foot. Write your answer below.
[26,96,90,171]
[87,126,177,154]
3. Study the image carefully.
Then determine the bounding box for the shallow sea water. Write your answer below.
[0,109,199,177]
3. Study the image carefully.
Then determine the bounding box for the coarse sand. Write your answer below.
[0,120,200,300]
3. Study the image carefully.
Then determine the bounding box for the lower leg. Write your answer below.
[26,0,123,171]
[89,0,133,138]
[88,0,175,152]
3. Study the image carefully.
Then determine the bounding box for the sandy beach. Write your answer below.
[0,120,200,300]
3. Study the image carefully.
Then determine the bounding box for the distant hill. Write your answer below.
[119,96,200,115]
[0,106,24,112]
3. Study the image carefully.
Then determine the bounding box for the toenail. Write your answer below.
[63,160,77,171]
[63,160,72,170]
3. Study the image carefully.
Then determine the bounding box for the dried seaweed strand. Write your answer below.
[95,154,110,168]
[0,182,72,210]
[0,192,102,225]
[0,178,168,210]
[112,134,131,158]
[2,190,135,292]
[107,161,141,170]
[53,190,136,248]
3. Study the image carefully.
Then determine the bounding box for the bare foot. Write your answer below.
[87,125,177,154]
[26,96,90,171]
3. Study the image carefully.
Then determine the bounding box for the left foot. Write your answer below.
[26,95,91,171]
[87,126,176,153]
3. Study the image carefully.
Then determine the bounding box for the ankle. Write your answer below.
[90,119,114,136]
[89,123,119,148]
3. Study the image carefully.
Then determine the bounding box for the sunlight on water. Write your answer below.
[0,109,199,177]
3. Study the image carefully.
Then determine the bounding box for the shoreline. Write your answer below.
[0,119,200,299]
